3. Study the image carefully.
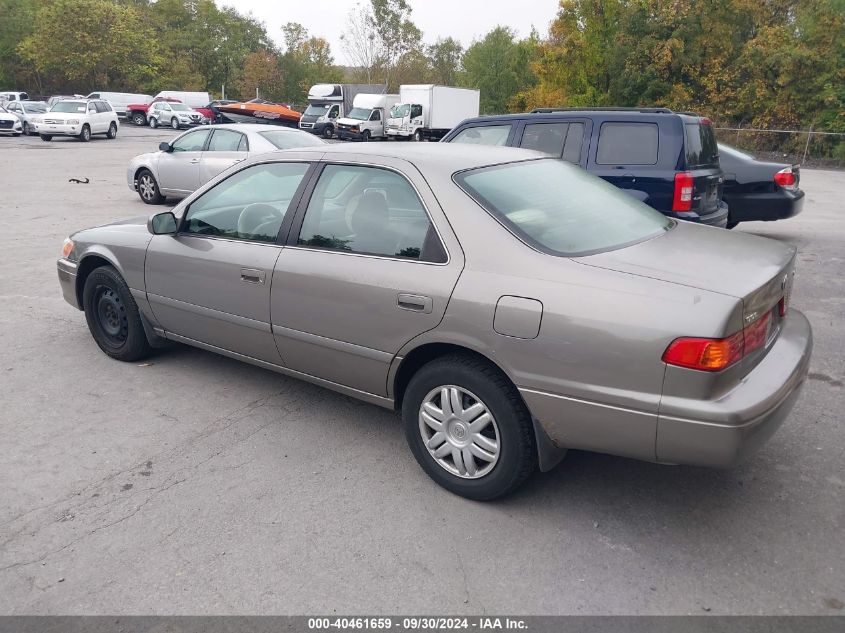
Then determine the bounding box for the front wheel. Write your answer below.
[361,130,370,142]
[136,169,165,205]
[82,266,151,362]
[22,121,30,135]
[402,355,538,500]
[170,117,179,130]
[322,125,333,139]
[132,112,146,126]
[107,122,118,139]
[413,129,423,142]
[79,124,91,142]
[149,116,158,129]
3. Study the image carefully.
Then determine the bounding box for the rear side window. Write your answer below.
[596,122,659,165]
[685,122,719,167]
[451,125,511,146]
[208,128,244,151]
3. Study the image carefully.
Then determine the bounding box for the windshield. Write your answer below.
[51,101,87,113]
[455,159,672,257]
[347,107,372,120]
[259,131,326,149]
[304,104,330,117]
[22,101,48,113]
[171,103,192,111]
[390,104,409,119]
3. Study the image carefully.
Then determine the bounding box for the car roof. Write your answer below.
[457,109,703,125]
[195,123,316,135]
[263,141,544,172]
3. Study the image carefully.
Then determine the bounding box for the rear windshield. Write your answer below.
[685,122,719,167]
[455,159,672,257]
[259,130,325,149]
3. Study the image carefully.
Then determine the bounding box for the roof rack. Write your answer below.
[529,107,675,114]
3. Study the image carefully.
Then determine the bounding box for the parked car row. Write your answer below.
[59,140,813,499]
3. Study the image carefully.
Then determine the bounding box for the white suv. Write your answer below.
[34,99,119,142]
[147,101,207,129]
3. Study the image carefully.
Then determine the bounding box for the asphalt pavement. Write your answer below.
[0,124,843,615]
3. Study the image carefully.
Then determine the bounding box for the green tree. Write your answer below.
[18,0,160,93]
[462,27,537,114]
[427,37,463,85]
[370,0,421,90]
[0,0,39,91]
[280,22,343,105]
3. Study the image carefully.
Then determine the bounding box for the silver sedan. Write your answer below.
[4,100,48,136]
[127,123,326,204]
[61,143,812,500]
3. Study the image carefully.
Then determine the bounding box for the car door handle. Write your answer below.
[190,158,200,164]
[240,268,265,284]
[397,293,432,314]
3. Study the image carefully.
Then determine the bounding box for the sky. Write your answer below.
[217,0,561,65]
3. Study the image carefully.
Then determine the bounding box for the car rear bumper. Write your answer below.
[57,258,80,309]
[726,190,805,223]
[656,308,812,467]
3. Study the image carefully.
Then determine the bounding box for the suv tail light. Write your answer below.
[774,167,797,190]
[672,171,694,212]
[663,312,772,372]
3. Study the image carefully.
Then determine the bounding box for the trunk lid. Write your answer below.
[578,221,796,331]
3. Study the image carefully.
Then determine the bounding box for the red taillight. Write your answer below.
[774,167,796,190]
[699,117,712,126]
[673,171,694,212]
[663,312,772,372]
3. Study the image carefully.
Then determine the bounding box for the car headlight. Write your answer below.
[61,238,75,259]
[68,119,79,124]
[32,117,43,124]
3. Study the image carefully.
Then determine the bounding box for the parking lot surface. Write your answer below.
[0,125,843,615]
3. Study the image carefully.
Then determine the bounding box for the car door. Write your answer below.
[156,128,211,195]
[144,160,314,363]
[271,158,464,396]
[85,102,101,132]
[199,128,248,186]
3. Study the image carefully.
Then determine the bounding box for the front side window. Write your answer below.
[328,106,339,119]
[183,162,310,243]
[596,122,659,165]
[451,125,512,146]
[370,110,381,121]
[455,159,672,257]
[297,165,442,261]
[172,129,210,152]
[520,122,569,156]
[410,104,423,118]
[208,128,245,152]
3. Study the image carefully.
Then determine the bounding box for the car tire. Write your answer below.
[12,132,21,137]
[40,134,52,141]
[171,117,179,130]
[149,117,158,128]
[132,112,146,126]
[107,122,118,139]
[402,354,538,500]
[414,129,423,142]
[83,265,152,362]
[136,169,165,205]
[361,130,371,142]
[22,121,30,135]
[79,124,91,142]
[323,125,333,139]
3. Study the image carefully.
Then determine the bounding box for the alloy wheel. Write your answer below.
[138,174,156,201]
[418,385,500,479]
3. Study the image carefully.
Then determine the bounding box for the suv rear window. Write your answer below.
[685,122,719,167]
[596,122,658,165]
[455,159,671,257]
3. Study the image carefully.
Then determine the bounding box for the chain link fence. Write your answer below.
[714,126,845,169]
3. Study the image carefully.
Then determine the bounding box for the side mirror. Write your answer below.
[148,211,177,235]
[159,141,172,152]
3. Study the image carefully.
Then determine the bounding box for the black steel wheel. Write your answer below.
[82,266,151,361]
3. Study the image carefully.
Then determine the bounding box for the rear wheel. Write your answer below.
[82,266,151,362]
[132,112,146,126]
[40,134,52,141]
[79,124,91,142]
[402,354,538,500]
[107,122,118,139]
[136,169,165,205]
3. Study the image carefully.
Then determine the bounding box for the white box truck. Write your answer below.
[386,85,480,141]
[335,93,400,141]
[299,83,386,138]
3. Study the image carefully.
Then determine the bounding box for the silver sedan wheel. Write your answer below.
[138,173,156,202]
[419,385,500,479]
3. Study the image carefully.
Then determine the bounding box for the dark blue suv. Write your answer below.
[441,108,729,227]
